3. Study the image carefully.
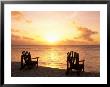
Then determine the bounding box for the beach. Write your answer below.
[11,62,100,77]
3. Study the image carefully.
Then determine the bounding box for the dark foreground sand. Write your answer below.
[11,62,100,77]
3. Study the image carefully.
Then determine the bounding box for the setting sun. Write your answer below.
[45,35,59,43]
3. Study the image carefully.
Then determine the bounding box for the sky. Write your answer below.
[11,11,100,45]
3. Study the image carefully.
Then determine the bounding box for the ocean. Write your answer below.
[11,45,100,72]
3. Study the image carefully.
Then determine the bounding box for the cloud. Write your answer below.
[12,34,34,40]
[11,11,23,16]
[11,34,35,45]
[11,11,32,23]
[11,28,20,33]
[58,39,91,45]
[11,34,21,39]
[75,27,98,41]
[12,34,34,41]
[11,11,23,20]
[22,36,34,40]
[11,28,31,35]
[25,20,32,23]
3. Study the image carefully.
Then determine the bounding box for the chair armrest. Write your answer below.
[32,58,37,59]
[79,60,85,62]
[32,57,39,62]
[32,57,39,63]
[79,60,85,64]
[32,57,39,59]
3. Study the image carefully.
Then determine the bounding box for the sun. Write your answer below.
[45,35,59,43]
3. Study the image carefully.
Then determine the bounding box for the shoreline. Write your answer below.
[11,62,100,77]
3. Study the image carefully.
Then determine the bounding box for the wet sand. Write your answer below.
[11,62,100,77]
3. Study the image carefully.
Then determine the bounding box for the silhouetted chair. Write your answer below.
[20,51,39,70]
[66,51,85,76]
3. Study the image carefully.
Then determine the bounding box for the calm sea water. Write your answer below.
[11,45,100,72]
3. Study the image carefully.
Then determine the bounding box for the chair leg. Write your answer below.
[36,63,38,68]
[76,70,80,76]
[65,70,69,75]
[82,65,84,72]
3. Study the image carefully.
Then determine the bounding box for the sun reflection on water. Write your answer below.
[41,50,66,69]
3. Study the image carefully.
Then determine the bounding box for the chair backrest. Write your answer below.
[67,51,75,65]
[67,51,71,62]
[70,51,75,64]
[67,51,79,65]
[21,51,31,64]
[74,52,79,65]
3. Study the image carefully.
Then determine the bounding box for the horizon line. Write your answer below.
[11,44,100,46]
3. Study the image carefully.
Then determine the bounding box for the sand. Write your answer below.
[11,62,100,77]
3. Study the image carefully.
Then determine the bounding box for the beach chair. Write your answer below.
[66,51,85,76]
[20,51,39,70]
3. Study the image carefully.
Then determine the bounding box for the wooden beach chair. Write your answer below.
[66,51,85,76]
[20,51,39,70]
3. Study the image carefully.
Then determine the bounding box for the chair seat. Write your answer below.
[71,64,84,70]
[31,61,38,65]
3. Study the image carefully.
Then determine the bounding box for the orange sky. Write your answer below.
[11,11,100,45]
